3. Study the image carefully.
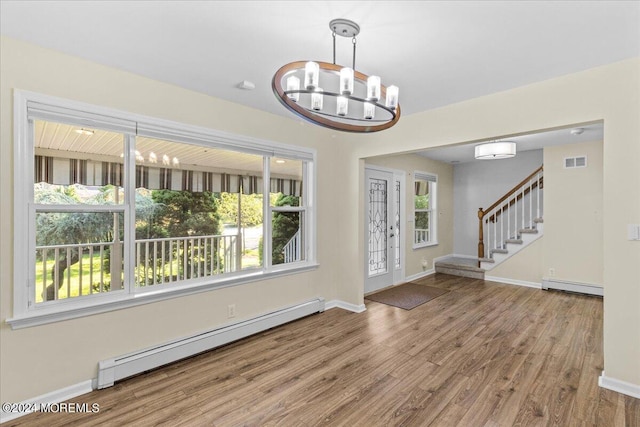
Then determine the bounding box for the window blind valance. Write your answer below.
[414,172,437,196]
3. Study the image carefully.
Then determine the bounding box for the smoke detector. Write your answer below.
[570,128,584,135]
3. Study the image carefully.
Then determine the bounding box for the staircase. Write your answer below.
[478,165,544,270]
[434,165,544,278]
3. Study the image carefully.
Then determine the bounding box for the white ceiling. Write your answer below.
[417,122,604,164]
[1,1,637,161]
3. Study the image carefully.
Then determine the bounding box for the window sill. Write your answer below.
[6,262,320,330]
[413,241,439,249]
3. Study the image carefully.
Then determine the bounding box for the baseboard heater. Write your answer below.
[542,279,603,297]
[97,298,325,389]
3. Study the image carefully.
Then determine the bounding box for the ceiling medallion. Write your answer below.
[272,18,400,133]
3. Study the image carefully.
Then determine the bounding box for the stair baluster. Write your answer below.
[477,165,544,268]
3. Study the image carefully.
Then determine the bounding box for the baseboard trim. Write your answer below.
[0,380,94,423]
[325,300,367,313]
[485,276,542,289]
[404,269,435,282]
[542,278,603,296]
[599,371,640,399]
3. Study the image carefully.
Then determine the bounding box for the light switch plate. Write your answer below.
[628,224,640,241]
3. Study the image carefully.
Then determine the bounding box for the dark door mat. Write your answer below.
[365,283,449,310]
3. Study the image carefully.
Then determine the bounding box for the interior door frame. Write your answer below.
[364,165,405,294]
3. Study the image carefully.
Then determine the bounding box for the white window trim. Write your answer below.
[413,171,438,249]
[9,90,317,329]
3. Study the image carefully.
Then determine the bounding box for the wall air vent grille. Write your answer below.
[564,156,587,169]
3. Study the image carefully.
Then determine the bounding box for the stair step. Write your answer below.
[434,257,485,280]
[479,257,494,263]
[533,217,544,223]
[505,239,523,244]
[519,228,538,234]
[490,248,508,254]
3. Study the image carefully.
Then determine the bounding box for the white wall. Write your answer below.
[453,149,543,257]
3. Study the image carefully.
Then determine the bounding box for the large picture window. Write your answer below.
[11,91,316,327]
[413,172,437,247]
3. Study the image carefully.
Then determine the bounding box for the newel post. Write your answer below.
[478,208,485,263]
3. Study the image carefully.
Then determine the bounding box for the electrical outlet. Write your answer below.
[228,304,236,318]
[548,268,555,277]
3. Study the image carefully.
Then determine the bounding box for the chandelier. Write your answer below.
[474,141,517,160]
[272,19,400,133]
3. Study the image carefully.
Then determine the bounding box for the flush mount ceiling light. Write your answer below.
[272,18,400,133]
[75,128,94,136]
[474,141,516,160]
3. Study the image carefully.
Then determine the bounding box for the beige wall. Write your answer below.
[488,139,604,287]
[335,58,640,387]
[0,37,342,402]
[489,238,545,284]
[2,35,639,403]
[365,153,454,276]
[543,140,604,285]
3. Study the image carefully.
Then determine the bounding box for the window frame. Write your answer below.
[413,171,438,248]
[10,90,317,329]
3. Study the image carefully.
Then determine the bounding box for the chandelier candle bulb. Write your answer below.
[367,76,381,101]
[311,89,324,111]
[386,85,399,110]
[364,102,375,120]
[337,96,349,116]
[340,67,354,95]
[286,76,300,102]
[304,61,320,90]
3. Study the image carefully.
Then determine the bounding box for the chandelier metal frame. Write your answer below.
[272,19,401,133]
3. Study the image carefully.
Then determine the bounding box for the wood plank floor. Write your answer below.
[9,274,640,426]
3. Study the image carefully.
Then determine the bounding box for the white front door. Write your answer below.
[364,167,398,294]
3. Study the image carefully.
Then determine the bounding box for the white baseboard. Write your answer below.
[599,371,640,399]
[325,300,366,313]
[0,380,94,424]
[542,278,603,296]
[485,276,542,289]
[404,269,435,282]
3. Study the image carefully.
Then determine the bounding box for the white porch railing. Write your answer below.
[36,241,118,302]
[283,230,301,263]
[35,233,238,302]
[415,229,430,244]
[135,234,238,286]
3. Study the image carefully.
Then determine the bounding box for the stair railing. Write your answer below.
[478,165,544,262]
